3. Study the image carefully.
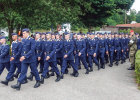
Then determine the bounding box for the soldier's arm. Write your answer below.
[49,42,56,58]
[66,41,74,56]
[0,45,10,58]
[12,43,22,59]
[80,40,86,54]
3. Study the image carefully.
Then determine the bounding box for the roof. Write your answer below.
[116,23,140,28]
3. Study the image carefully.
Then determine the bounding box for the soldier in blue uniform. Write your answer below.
[87,33,100,71]
[107,33,115,67]
[11,28,40,90]
[125,33,130,58]
[104,33,109,64]
[40,32,61,84]
[137,33,140,50]
[0,37,10,75]
[75,33,89,74]
[120,33,126,64]
[1,33,22,85]
[27,32,43,81]
[61,32,79,79]
[55,33,63,71]
[114,33,121,66]
[98,33,108,69]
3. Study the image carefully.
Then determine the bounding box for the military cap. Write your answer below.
[77,33,82,35]
[136,33,139,35]
[46,32,51,34]
[35,32,40,35]
[12,33,18,36]
[22,28,30,32]
[0,36,6,40]
[64,32,69,35]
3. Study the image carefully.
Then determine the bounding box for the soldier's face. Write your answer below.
[22,31,29,39]
[35,34,40,40]
[56,35,60,39]
[65,34,70,40]
[0,39,6,44]
[41,35,45,39]
[99,35,103,38]
[12,35,17,41]
[111,35,114,38]
[46,34,51,39]
[108,34,111,38]
[51,35,55,40]
[77,35,81,40]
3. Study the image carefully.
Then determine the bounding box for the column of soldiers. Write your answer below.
[0,29,139,91]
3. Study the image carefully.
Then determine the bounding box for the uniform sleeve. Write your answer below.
[0,45,10,58]
[49,41,56,58]
[80,40,86,54]
[67,41,74,56]
[12,42,22,59]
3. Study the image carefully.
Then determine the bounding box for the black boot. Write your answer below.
[127,67,135,70]
[98,65,100,70]
[50,72,55,76]
[115,61,119,66]
[102,64,105,69]
[85,69,89,74]
[34,81,40,88]
[13,73,19,78]
[60,73,64,79]
[39,70,43,74]
[44,73,50,79]
[89,67,93,72]
[74,72,79,77]
[27,74,33,81]
[121,60,124,64]
[1,80,9,86]
[70,72,75,76]
[64,69,69,74]
[78,66,81,70]
[11,82,21,90]
[55,75,61,82]
[21,78,28,84]
[109,64,113,67]
[9,77,14,81]
[40,76,44,84]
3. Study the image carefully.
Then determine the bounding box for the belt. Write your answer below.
[90,47,95,49]
[99,46,104,48]
[65,50,68,53]
[77,50,80,52]
[44,51,50,55]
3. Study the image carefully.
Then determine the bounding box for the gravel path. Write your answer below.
[0,59,140,100]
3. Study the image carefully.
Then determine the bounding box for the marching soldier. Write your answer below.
[1,33,22,85]
[61,32,79,79]
[40,32,61,84]
[11,28,41,90]
[74,33,89,74]
[98,33,108,69]
[114,33,121,66]
[87,33,100,71]
[107,33,115,67]
[0,37,10,75]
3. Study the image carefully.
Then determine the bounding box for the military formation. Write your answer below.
[0,29,139,91]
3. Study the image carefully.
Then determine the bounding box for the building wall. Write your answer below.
[100,27,118,33]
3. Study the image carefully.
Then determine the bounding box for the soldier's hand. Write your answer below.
[122,50,124,52]
[87,54,88,56]
[10,57,14,61]
[106,51,109,55]
[74,51,76,54]
[78,52,81,56]
[46,56,50,60]
[64,55,68,58]
[38,57,41,61]
[115,50,117,52]
[127,49,129,51]
[20,56,25,62]
[93,53,96,57]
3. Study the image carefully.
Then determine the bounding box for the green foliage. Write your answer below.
[0,0,135,40]
[136,11,140,23]
[135,50,140,86]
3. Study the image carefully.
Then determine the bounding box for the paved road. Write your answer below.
[0,59,140,100]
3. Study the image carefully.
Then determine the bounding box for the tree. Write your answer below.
[136,11,140,23]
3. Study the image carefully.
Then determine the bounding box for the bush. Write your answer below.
[135,50,140,87]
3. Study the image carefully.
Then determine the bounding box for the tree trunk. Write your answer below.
[7,20,13,44]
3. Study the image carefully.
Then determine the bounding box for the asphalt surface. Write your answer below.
[0,59,140,100]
